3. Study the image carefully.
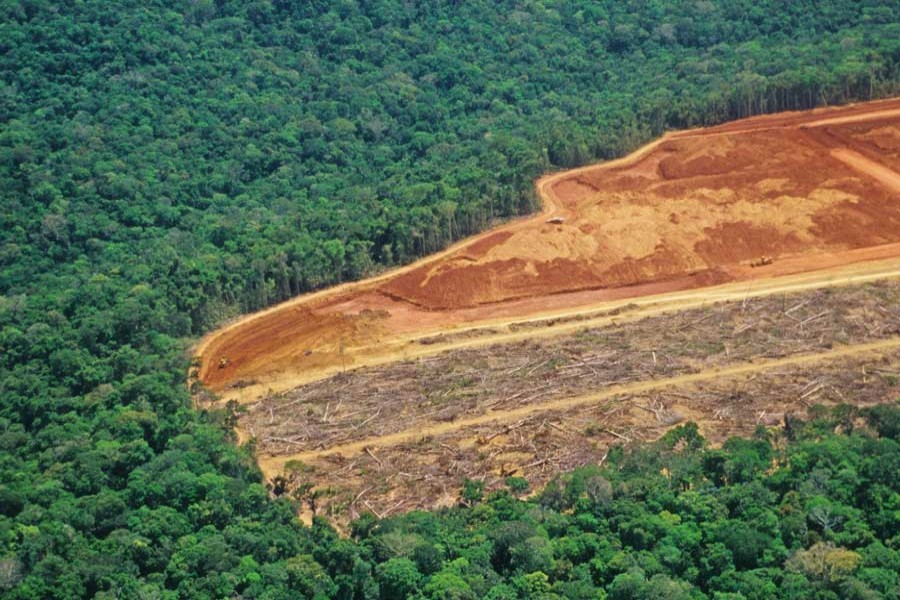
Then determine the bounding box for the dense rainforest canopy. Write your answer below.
[1,0,899,598]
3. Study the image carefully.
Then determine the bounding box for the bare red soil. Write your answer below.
[197,98,900,397]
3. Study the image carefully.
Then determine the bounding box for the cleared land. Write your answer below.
[196,99,900,401]
[244,281,900,522]
[192,99,900,522]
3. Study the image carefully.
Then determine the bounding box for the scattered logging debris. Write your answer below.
[268,346,900,525]
[242,281,900,523]
[246,281,900,456]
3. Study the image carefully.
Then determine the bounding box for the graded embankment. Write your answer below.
[196,98,900,401]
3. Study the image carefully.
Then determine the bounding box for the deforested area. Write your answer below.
[6,1,900,598]
[201,99,900,398]
[271,347,900,523]
[244,281,900,456]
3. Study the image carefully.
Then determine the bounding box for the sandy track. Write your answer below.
[213,255,900,404]
[195,98,900,403]
[830,148,900,193]
[260,336,900,473]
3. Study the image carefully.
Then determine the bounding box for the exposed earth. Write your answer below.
[245,281,900,522]
[196,98,900,402]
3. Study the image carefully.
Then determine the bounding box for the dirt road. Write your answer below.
[830,149,900,194]
[211,255,900,404]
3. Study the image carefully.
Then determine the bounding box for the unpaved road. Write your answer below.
[830,148,900,194]
[196,98,900,403]
[215,255,900,405]
[204,252,900,403]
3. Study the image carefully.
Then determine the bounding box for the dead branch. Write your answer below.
[364,446,383,468]
[798,310,831,328]
[601,428,632,442]
[363,500,383,519]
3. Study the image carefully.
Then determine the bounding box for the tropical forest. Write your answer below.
[1,1,900,598]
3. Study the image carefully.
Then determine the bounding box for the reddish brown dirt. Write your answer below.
[197,98,900,398]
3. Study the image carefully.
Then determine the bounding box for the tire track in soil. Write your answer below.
[829,148,900,194]
[213,257,900,403]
